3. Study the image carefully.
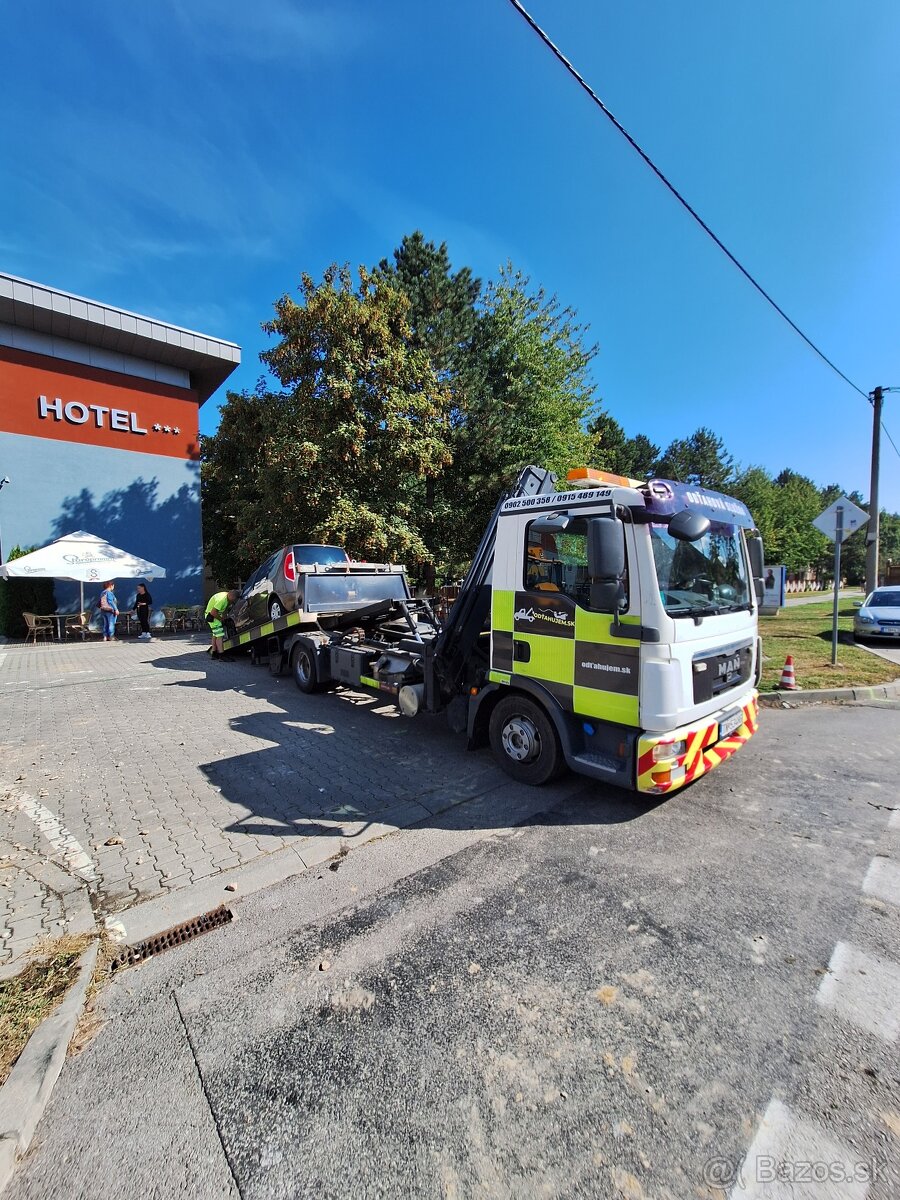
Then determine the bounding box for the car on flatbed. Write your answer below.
[229,544,410,634]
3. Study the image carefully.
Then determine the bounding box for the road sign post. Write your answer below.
[812,496,868,668]
[831,506,843,666]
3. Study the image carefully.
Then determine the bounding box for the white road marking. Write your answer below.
[890,808,900,831]
[4,784,99,885]
[0,653,6,670]
[730,1098,870,1198]
[862,858,900,908]
[817,941,900,1041]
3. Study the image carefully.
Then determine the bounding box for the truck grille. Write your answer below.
[692,642,753,704]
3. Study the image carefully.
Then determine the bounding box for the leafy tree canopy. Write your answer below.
[202,263,450,582]
[445,266,598,566]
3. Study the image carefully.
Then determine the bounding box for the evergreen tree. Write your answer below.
[376,232,481,583]
[655,427,735,490]
[588,411,660,478]
[447,265,598,568]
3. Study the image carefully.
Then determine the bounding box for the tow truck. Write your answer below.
[220,466,765,794]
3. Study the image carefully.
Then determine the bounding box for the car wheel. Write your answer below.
[488,694,566,786]
[269,597,284,621]
[224,618,237,642]
[292,643,319,694]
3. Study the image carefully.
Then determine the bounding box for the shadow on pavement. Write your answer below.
[146,648,661,849]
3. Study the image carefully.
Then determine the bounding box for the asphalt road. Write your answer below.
[9,702,900,1200]
[859,639,900,667]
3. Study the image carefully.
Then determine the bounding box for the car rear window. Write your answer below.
[306,574,408,609]
[293,545,349,565]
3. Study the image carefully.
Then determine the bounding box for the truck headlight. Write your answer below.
[652,739,686,762]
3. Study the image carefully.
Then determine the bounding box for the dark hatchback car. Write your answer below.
[230,544,350,631]
[228,544,411,635]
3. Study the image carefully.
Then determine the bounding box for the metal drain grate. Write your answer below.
[110,905,233,971]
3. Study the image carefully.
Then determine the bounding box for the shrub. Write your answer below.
[0,546,56,639]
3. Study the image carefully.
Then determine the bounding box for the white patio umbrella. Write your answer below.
[0,531,166,613]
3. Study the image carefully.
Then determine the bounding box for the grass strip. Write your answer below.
[759,601,898,692]
[0,933,94,1085]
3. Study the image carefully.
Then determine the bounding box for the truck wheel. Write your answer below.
[488,694,565,786]
[292,643,319,694]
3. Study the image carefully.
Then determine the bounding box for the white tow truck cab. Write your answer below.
[482,469,762,793]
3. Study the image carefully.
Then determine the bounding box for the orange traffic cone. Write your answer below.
[778,655,798,690]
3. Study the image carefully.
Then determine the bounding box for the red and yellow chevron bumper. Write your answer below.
[636,693,759,795]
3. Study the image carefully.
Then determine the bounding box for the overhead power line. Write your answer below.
[505,0,871,402]
[882,420,900,462]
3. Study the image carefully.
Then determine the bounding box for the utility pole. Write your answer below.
[865,387,883,596]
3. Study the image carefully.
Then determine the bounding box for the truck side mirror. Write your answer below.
[587,516,626,613]
[747,535,764,580]
[746,535,765,604]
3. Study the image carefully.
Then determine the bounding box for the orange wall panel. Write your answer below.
[0,346,201,460]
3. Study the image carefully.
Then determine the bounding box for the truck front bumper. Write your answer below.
[636,692,759,795]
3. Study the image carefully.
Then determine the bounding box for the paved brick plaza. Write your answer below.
[0,634,510,964]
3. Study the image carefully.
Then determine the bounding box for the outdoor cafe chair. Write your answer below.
[23,612,54,644]
[162,606,188,633]
[64,611,91,640]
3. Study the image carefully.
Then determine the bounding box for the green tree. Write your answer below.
[446,265,598,568]
[588,410,660,478]
[376,232,480,382]
[767,469,831,573]
[655,427,735,490]
[731,466,779,550]
[376,232,481,584]
[879,511,900,582]
[202,264,450,583]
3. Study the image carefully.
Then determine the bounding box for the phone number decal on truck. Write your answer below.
[501,488,612,513]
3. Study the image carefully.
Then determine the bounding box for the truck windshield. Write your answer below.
[649,522,750,617]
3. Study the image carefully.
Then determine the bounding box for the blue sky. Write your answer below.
[3,0,899,512]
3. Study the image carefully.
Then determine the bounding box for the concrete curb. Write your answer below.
[0,940,99,1195]
[759,676,900,708]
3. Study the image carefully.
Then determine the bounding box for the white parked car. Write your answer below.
[853,587,900,641]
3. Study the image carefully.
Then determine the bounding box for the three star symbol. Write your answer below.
[152,424,182,435]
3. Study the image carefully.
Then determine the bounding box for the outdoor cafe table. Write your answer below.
[47,613,70,640]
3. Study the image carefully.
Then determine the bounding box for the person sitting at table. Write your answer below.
[131,582,153,641]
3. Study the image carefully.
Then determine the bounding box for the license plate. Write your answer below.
[718,709,743,739]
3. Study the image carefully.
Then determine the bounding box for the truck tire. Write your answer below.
[291,643,320,694]
[488,694,565,786]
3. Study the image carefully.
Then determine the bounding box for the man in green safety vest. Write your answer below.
[204,589,238,661]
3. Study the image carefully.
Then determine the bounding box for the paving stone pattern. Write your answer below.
[0,635,508,962]
[0,842,66,967]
